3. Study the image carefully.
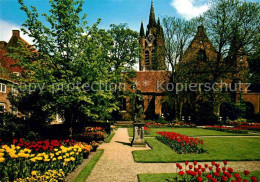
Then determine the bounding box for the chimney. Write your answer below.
[12,30,20,37]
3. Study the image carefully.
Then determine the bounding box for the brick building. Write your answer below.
[121,2,260,121]
[0,30,26,115]
[0,4,259,122]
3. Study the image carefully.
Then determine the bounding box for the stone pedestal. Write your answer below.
[131,122,146,147]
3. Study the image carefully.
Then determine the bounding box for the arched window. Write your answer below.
[196,49,207,62]
[145,50,149,67]
[152,49,156,63]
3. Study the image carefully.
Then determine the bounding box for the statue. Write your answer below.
[131,89,146,147]
[134,89,144,123]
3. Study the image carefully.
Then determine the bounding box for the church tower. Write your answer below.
[139,2,166,71]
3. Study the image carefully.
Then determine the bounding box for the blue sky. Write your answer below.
[0,0,258,43]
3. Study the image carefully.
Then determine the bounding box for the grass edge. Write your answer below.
[72,149,104,182]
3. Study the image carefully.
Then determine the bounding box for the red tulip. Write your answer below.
[193,161,197,165]
[189,165,193,169]
[214,172,219,177]
[234,173,240,179]
[185,161,189,165]
[178,171,185,176]
[244,170,250,176]
[225,172,232,179]
[227,168,233,173]
[250,176,257,182]
[206,174,212,180]
[197,176,202,182]
[221,175,228,182]
[211,178,217,182]
[223,161,228,165]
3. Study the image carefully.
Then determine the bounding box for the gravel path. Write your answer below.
[86,128,260,182]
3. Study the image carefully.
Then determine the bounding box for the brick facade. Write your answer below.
[122,3,260,121]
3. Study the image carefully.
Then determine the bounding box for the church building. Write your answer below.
[120,2,260,122]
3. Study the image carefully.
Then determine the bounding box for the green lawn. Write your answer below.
[73,149,104,182]
[133,137,260,162]
[138,172,260,182]
[104,132,115,143]
[128,128,256,137]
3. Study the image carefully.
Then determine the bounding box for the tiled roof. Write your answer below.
[130,71,171,93]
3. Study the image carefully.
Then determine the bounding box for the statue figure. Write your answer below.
[134,89,144,122]
[131,89,145,147]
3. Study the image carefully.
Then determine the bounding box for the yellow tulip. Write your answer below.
[31,171,37,176]
[0,157,5,162]
[70,157,75,161]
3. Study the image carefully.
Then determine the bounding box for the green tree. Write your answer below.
[107,24,141,120]
[10,0,118,129]
[161,17,196,120]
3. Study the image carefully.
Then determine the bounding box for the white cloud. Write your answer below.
[171,0,209,20]
[0,19,33,45]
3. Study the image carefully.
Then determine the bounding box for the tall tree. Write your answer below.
[107,23,141,119]
[161,17,196,119]
[10,0,118,128]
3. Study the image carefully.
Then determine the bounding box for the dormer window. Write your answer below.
[0,83,6,93]
[13,72,20,77]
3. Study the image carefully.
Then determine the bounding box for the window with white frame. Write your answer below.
[0,83,6,93]
[0,103,6,113]
[12,87,19,95]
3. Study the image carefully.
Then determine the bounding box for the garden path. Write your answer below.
[86,128,260,182]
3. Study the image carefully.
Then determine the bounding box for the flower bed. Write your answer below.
[76,127,107,143]
[238,125,260,132]
[203,125,249,134]
[145,122,196,128]
[174,161,258,182]
[0,138,98,181]
[156,132,206,154]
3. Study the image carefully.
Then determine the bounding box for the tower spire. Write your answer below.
[140,21,145,37]
[148,1,156,28]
